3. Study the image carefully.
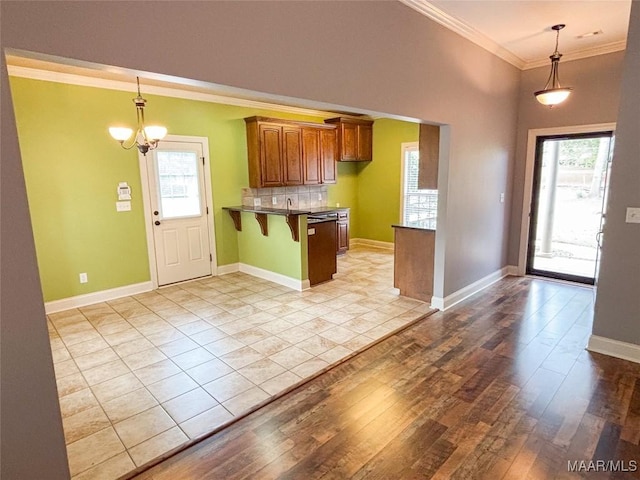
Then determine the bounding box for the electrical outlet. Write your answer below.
[272,196,278,205]
[318,193,322,201]
[626,207,640,224]
[79,272,88,284]
[500,193,505,203]
[253,197,261,207]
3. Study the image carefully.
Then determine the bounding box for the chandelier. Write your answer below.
[109,77,167,155]
[534,24,573,107]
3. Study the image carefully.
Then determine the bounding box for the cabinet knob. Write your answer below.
[154,221,161,226]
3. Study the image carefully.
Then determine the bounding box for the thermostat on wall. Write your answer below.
[118,182,131,200]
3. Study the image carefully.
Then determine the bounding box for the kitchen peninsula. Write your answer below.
[223,205,349,291]
[392,219,436,303]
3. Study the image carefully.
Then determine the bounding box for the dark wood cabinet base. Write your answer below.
[393,226,435,303]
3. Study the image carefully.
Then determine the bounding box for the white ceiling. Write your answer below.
[401,0,632,69]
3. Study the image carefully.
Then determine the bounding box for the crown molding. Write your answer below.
[6,65,335,118]
[399,0,627,72]
[398,0,526,69]
[522,40,628,70]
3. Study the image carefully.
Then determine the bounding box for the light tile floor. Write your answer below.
[48,246,433,479]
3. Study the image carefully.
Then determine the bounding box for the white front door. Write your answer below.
[147,140,212,286]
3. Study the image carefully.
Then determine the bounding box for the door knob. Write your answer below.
[154,221,161,226]
[153,210,159,216]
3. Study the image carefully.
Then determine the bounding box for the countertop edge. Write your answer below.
[223,206,349,216]
[392,224,436,232]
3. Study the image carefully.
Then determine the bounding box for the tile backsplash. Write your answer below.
[242,186,328,209]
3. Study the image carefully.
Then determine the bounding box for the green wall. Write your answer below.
[357,119,420,243]
[237,213,307,280]
[10,76,416,301]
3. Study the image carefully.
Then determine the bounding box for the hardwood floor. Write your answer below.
[132,277,640,480]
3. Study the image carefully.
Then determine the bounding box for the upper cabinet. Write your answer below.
[245,117,337,188]
[418,123,439,190]
[324,117,374,162]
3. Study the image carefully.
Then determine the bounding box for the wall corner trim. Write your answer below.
[238,263,307,292]
[587,335,640,364]
[431,267,509,311]
[44,281,153,314]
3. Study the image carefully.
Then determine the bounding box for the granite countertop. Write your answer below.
[392,219,437,231]
[223,205,348,216]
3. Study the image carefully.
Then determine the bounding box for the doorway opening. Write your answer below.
[139,135,216,287]
[526,131,614,284]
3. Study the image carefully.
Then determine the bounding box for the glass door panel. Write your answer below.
[156,150,202,219]
[527,132,613,284]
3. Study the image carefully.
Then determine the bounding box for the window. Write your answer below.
[400,142,437,227]
[156,150,201,218]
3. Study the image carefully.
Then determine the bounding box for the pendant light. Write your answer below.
[109,77,167,155]
[534,24,572,107]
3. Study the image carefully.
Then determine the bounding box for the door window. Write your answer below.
[156,150,201,219]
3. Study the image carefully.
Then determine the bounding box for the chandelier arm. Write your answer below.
[119,134,140,150]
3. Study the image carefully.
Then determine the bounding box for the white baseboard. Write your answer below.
[431,267,509,311]
[216,263,239,275]
[238,263,309,291]
[350,238,394,251]
[587,335,640,364]
[45,281,153,314]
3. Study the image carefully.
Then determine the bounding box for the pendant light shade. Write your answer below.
[535,24,572,107]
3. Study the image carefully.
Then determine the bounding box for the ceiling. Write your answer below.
[401,0,632,69]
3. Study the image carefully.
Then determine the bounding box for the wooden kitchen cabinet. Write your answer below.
[393,225,435,303]
[302,128,321,185]
[282,126,303,186]
[320,128,337,184]
[245,117,337,187]
[336,209,350,254]
[254,122,284,187]
[418,123,439,190]
[324,117,374,162]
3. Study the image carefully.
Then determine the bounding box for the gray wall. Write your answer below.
[0,1,519,477]
[593,3,640,344]
[508,51,625,265]
[0,58,71,479]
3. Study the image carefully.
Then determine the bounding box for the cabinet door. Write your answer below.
[337,221,349,254]
[302,128,321,185]
[341,123,358,161]
[418,123,439,189]
[320,128,337,184]
[357,124,373,161]
[259,124,283,187]
[282,127,303,186]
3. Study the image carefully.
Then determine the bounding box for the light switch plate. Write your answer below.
[253,198,261,207]
[272,196,278,205]
[116,201,131,212]
[626,207,640,223]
